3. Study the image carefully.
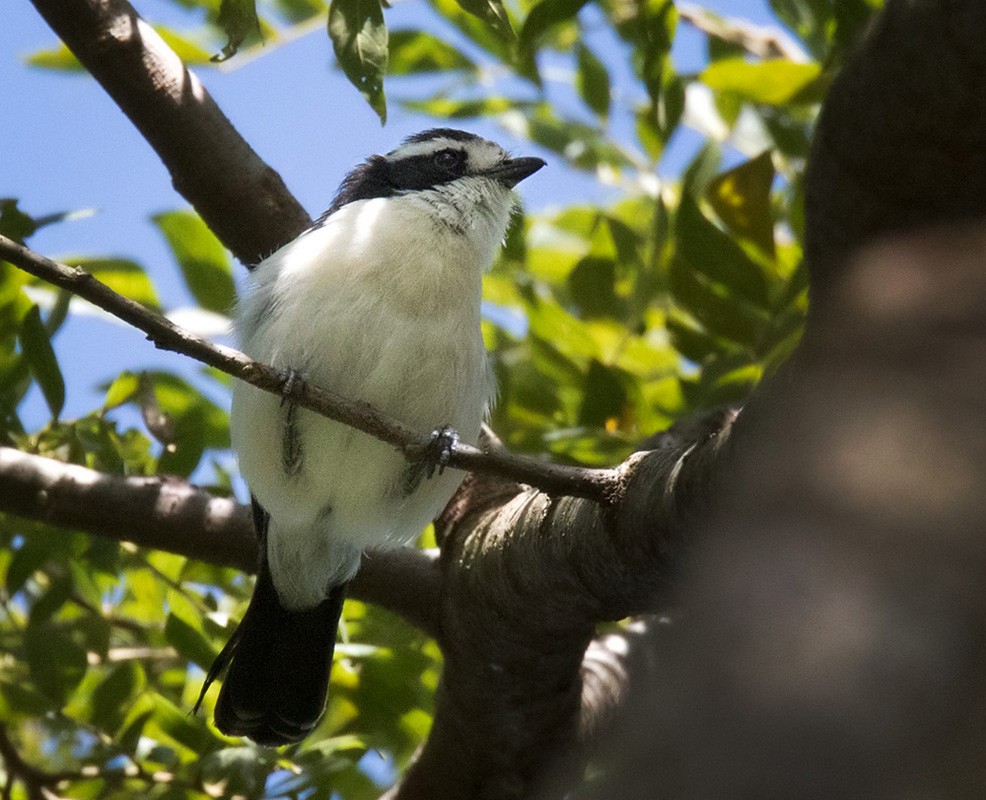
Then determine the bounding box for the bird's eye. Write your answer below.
[434,149,465,172]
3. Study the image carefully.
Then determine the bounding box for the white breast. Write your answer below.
[230,196,494,608]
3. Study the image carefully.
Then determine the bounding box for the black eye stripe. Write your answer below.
[385,151,470,191]
[318,147,475,224]
[434,148,466,170]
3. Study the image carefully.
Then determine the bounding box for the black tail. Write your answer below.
[195,502,346,746]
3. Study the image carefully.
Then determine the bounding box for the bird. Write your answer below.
[195,129,545,746]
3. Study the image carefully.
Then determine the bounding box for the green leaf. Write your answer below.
[63,257,161,310]
[578,360,627,427]
[668,260,766,350]
[568,257,624,319]
[666,309,731,364]
[150,695,217,753]
[5,538,51,595]
[211,0,261,62]
[527,297,597,366]
[117,701,155,756]
[453,0,514,42]
[23,43,83,71]
[91,662,144,734]
[329,0,389,123]
[680,141,722,199]
[0,680,54,716]
[200,748,269,797]
[24,622,88,703]
[424,0,512,61]
[769,0,877,62]
[518,0,588,54]
[28,573,73,624]
[152,210,234,314]
[274,0,325,24]
[615,0,676,105]
[164,612,218,669]
[707,151,777,257]
[388,30,475,74]
[705,356,763,405]
[0,199,39,243]
[701,58,822,105]
[145,372,229,476]
[675,196,770,309]
[575,42,610,118]
[157,27,217,66]
[520,105,634,171]
[102,370,141,412]
[18,305,65,420]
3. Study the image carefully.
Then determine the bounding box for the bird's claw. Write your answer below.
[399,426,459,497]
[280,368,300,407]
[425,425,459,479]
[279,369,303,475]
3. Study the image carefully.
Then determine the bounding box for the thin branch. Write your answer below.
[0,725,79,799]
[677,2,809,62]
[28,0,311,266]
[0,235,619,502]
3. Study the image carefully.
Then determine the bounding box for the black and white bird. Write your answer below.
[196,129,544,746]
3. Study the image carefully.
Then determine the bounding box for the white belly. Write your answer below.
[229,198,492,609]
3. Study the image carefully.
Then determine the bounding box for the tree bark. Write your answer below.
[584,0,986,795]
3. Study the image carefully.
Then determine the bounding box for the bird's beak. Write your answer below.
[484,157,546,187]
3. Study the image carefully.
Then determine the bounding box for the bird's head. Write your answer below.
[321,129,545,233]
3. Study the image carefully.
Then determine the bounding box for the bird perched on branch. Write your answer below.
[195,129,544,746]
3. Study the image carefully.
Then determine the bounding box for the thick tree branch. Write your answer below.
[578,620,656,742]
[583,0,986,794]
[0,234,619,502]
[0,446,440,635]
[587,222,986,800]
[390,409,735,799]
[805,0,986,299]
[29,0,312,265]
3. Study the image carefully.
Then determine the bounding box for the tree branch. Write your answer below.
[0,417,733,798]
[0,397,735,800]
[805,0,986,299]
[10,2,741,796]
[0,446,440,635]
[390,409,736,799]
[0,234,620,502]
[0,724,79,800]
[0,403,736,799]
[677,2,808,61]
[29,0,312,266]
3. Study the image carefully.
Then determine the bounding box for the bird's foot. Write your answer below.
[279,368,300,406]
[424,425,459,479]
[280,369,303,476]
[400,425,459,496]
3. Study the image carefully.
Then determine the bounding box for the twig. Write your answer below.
[677,2,810,62]
[0,235,620,502]
[0,725,80,800]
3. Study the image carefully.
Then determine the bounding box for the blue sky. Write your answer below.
[3,0,780,438]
